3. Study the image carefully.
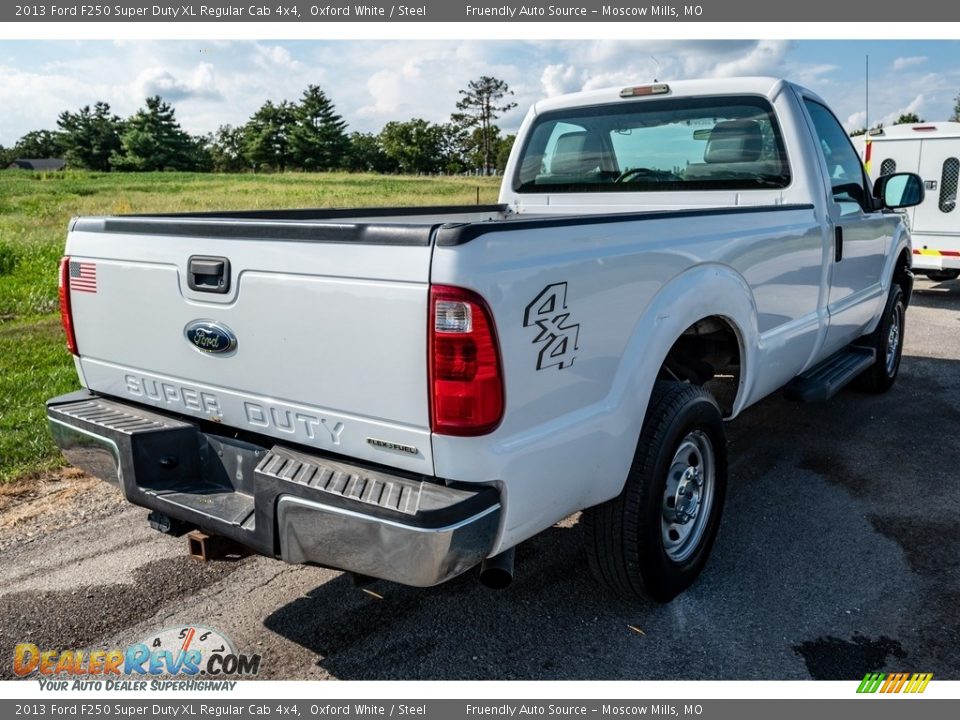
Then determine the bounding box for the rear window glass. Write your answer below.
[513,95,790,193]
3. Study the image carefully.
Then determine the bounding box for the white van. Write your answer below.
[860,122,960,281]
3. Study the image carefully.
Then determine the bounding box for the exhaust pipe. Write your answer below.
[479,547,515,589]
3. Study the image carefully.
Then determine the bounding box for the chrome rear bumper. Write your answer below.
[47,390,500,587]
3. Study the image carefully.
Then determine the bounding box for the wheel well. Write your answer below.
[658,316,742,416]
[894,247,913,305]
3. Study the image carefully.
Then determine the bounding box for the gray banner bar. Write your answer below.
[3,700,959,719]
[3,0,957,22]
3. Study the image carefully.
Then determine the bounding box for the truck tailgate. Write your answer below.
[64,217,435,474]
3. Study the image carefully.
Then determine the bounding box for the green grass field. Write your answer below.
[0,170,500,483]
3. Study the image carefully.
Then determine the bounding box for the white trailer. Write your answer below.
[861,122,960,280]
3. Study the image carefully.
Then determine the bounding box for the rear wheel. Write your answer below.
[856,285,905,393]
[583,381,727,602]
[926,270,960,282]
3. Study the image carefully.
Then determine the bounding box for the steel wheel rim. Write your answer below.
[885,301,903,375]
[661,430,715,563]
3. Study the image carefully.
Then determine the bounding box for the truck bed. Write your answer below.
[64,200,805,481]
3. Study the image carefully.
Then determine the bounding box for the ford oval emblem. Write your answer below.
[184,320,237,355]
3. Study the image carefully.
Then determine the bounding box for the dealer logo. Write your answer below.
[857,672,933,694]
[14,624,261,688]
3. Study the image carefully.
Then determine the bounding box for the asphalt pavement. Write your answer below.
[2,277,958,681]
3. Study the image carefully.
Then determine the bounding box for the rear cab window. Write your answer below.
[513,95,791,193]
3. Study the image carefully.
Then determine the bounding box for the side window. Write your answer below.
[940,157,958,213]
[803,99,871,215]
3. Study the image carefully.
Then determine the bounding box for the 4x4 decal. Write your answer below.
[523,282,580,370]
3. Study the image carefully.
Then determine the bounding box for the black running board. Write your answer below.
[783,346,876,402]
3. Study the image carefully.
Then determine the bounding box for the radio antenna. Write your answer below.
[865,54,870,132]
[651,56,661,83]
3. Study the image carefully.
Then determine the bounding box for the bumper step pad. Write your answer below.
[257,448,421,515]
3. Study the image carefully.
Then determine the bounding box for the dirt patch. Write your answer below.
[0,469,95,523]
[0,470,126,552]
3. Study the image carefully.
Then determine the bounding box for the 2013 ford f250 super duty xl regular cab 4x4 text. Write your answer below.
[47,77,924,601]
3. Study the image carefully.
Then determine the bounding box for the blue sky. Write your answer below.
[1,39,958,146]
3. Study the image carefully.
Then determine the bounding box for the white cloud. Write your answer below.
[540,64,587,97]
[788,63,839,87]
[710,40,791,78]
[135,63,222,102]
[878,94,926,126]
[361,60,426,117]
[892,56,927,71]
[252,43,304,72]
[350,43,528,131]
[540,40,790,90]
[542,40,794,99]
[846,110,867,131]
[838,64,960,131]
[0,64,122,145]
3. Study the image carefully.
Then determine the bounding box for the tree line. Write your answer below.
[849,112,926,137]
[0,76,517,175]
[849,98,960,137]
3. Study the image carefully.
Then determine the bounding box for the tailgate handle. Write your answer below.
[188,255,230,294]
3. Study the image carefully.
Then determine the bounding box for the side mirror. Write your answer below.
[873,172,925,209]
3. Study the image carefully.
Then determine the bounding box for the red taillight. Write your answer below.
[429,285,504,436]
[59,256,78,355]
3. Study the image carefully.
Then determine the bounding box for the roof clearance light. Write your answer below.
[620,83,670,98]
[912,125,938,132]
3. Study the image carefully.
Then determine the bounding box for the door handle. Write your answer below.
[188,255,231,294]
[834,227,843,263]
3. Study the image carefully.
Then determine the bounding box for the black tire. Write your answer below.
[583,381,728,602]
[855,284,905,393]
[926,270,960,282]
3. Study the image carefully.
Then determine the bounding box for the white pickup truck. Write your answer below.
[48,77,924,602]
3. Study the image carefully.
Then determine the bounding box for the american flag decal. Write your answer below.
[69,261,97,293]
